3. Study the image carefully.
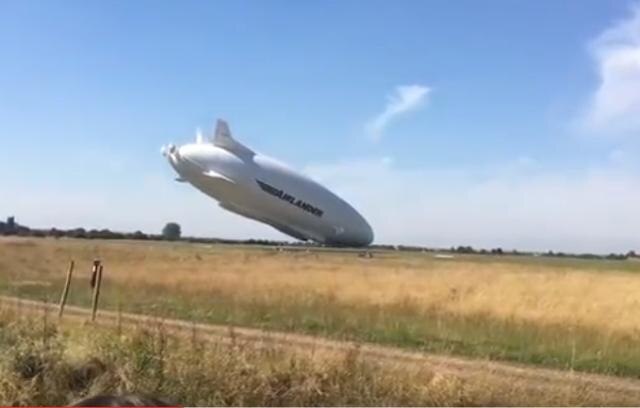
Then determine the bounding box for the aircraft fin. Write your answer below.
[202,169,235,184]
[212,119,255,160]
[195,128,204,144]
[214,119,232,141]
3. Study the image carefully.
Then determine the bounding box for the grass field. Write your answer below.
[0,308,462,406]
[2,237,640,377]
[4,307,637,406]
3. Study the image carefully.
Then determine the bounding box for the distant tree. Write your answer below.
[162,222,181,241]
[605,253,626,260]
[30,229,45,237]
[627,250,637,258]
[131,230,148,240]
[1,216,18,235]
[6,216,15,231]
[70,228,87,239]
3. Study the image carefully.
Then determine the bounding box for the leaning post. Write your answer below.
[58,260,74,318]
[91,264,103,322]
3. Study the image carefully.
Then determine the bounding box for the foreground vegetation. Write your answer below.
[1,309,638,406]
[0,309,440,406]
[2,237,640,378]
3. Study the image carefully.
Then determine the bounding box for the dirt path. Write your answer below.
[3,295,640,403]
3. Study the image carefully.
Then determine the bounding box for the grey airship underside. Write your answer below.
[162,120,374,247]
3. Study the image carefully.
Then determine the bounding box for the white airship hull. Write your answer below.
[164,120,373,247]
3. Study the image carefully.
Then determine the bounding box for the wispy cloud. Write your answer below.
[366,84,430,142]
[582,4,640,135]
[305,157,640,253]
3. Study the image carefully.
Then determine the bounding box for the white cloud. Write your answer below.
[583,4,640,134]
[305,158,640,254]
[366,84,430,142]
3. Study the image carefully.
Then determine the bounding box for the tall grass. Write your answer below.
[0,309,636,406]
[2,237,640,376]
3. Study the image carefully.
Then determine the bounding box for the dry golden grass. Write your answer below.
[1,307,639,407]
[3,237,640,334]
[3,237,640,376]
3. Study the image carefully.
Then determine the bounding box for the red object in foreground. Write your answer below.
[10,406,181,408]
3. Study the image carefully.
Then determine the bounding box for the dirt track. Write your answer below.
[3,294,640,403]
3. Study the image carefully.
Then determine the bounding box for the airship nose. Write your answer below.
[161,144,177,157]
[162,144,180,167]
[163,143,201,179]
[178,144,201,164]
[355,219,374,246]
[362,221,374,245]
[340,212,374,247]
[166,144,206,174]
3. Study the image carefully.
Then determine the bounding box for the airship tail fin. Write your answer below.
[213,119,255,160]
[214,119,232,141]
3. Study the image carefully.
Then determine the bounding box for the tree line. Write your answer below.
[0,216,307,247]
[0,215,637,260]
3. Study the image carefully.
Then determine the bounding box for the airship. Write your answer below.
[162,120,374,247]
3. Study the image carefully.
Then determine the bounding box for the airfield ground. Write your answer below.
[2,237,640,404]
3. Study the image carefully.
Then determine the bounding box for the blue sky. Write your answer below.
[1,1,639,253]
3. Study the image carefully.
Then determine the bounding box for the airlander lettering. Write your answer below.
[162,119,373,246]
[256,179,324,217]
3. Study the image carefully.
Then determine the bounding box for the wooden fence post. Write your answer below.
[90,259,101,288]
[58,260,74,318]
[42,295,49,348]
[117,300,122,336]
[91,264,103,322]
